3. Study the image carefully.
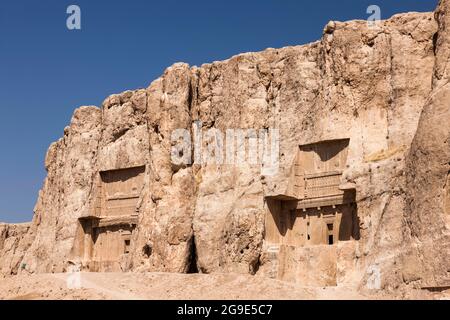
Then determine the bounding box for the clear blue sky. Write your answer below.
[0,0,438,223]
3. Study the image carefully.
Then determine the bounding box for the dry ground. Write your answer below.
[0,272,448,300]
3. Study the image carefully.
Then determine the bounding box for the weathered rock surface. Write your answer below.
[1,1,449,295]
[0,223,31,274]
[404,0,450,288]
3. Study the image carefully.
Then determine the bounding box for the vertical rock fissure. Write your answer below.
[187,235,199,274]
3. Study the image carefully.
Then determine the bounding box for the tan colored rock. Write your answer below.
[0,223,31,274]
[0,2,449,297]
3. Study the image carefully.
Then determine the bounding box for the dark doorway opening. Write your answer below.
[327,223,334,245]
[328,235,334,245]
[187,236,199,274]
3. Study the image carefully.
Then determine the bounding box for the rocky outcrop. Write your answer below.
[404,0,450,288]
[0,2,448,293]
[0,223,31,274]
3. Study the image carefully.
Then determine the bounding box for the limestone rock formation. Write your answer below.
[1,1,449,294]
[404,0,450,288]
[0,223,31,274]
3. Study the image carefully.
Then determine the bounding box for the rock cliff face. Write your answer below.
[0,223,31,274]
[1,1,449,292]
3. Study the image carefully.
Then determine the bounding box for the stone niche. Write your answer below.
[264,139,359,286]
[71,166,145,272]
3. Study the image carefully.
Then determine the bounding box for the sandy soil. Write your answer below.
[0,273,448,300]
